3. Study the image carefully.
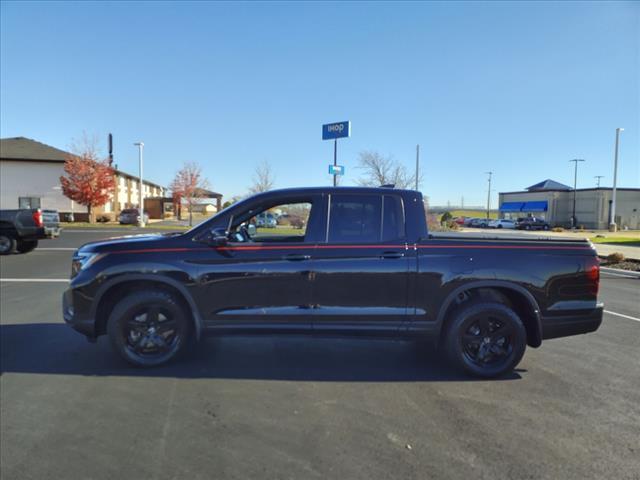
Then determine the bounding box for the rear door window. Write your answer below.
[327,194,405,243]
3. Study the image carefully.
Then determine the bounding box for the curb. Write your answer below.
[600,267,640,278]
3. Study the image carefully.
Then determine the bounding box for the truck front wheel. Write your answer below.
[16,239,38,254]
[445,301,526,378]
[107,290,192,367]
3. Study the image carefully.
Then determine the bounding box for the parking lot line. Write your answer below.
[604,310,640,322]
[0,278,69,283]
[36,248,77,251]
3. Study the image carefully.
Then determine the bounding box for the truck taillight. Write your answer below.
[586,257,600,296]
[32,209,43,228]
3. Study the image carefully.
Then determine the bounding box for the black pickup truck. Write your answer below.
[63,187,602,377]
[0,208,61,254]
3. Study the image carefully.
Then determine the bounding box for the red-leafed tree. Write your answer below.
[170,162,210,226]
[59,136,115,223]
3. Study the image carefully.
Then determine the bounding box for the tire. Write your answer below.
[16,239,38,254]
[0,233,17,255]
[107,290,191,367]
[543,225,549,231]
[497,225,503,229]
[445,301,526,378]
[525,225,531,230]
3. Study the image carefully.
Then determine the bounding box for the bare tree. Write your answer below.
[170,162,210,226]
[356,150,419,189]
[249,161,275,194]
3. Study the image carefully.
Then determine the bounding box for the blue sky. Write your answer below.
[1,1,638,206]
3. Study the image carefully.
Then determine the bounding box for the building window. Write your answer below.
[18,197,41,209]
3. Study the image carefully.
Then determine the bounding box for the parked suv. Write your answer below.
[516,217,550,231]
[119,209,149,225]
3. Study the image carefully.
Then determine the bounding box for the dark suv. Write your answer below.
[516,217,550,231]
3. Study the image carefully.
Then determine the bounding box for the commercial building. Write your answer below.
[1,137,165,221]
[499,179,640,230]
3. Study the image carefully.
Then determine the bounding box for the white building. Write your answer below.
[1,137,165,221]
[499,179,640,230]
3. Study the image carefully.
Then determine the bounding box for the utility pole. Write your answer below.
[134,142,145,227]
[569,159,585,229]
[461,196,464,209]
[594,175,604,188]
[415,144,420,191]
[610,128,624,232]
[485,171,493,219]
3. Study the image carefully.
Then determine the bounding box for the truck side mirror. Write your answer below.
[209,228,228,247]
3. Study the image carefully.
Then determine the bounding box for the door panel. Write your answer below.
[196,195,323,330]
[312,194,412,330]
[197,244,315,327]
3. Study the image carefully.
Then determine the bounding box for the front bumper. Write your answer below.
[541,303,603,340]
[62,288,97,339]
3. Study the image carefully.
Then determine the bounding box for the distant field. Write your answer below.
[438,210,499,220]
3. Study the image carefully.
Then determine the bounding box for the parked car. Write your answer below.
[0,208,60,254]
[488,219,517,229]
[255,212,277,228]
[516,217,550,231]
[462,217,477,226]
[453,216,466,225]
[63,186,602,378]
[468,218,490,228]
[119,209,149,225]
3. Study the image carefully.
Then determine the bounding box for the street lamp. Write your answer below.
[485,171,493,220]
[134,142,145,227]
[569,159,585,229]
[594,176,604,188]
[610,128,624,232]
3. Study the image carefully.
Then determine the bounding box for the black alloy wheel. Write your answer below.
[0,233,17,255]
[107,290,191,367]
[446,301,526,378]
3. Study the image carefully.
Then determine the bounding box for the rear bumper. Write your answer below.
[541,304,603,340]
[62,288,96,339]
[44,226,61,238]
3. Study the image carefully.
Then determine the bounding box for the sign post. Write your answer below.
[322,121,350,186]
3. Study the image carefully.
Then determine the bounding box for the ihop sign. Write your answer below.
[322,121,351,140]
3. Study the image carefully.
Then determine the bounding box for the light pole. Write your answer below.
[594,176,604,188]
[415,144,420,191]
[134,142,145,227]
[485,171,493,219]
[569,159,585,228]
[610,128,624,232]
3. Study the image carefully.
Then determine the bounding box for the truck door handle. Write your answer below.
[283,254,311,261]
[380,251,404,259]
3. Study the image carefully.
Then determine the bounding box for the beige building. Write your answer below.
[499,179,640,230]
[0,137,165,221]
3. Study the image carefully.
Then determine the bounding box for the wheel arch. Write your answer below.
[436,280,542,348]
[91,274,203,340]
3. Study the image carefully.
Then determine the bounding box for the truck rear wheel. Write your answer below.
[16,239,38,254]
[445,301,526,378]
[0,233,17,255]
[107,290,191,367]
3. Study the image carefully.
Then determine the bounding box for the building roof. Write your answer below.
[1,136,165,189]
[0,137,71,162]
[194,187,222,198]
[526,179,572,191]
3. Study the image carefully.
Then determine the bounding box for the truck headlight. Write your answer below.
[71,252,105,277]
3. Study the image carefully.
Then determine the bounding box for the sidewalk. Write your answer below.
[594,243,640,260]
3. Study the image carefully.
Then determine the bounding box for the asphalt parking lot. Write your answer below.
[1,229,639,480]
